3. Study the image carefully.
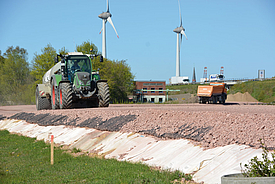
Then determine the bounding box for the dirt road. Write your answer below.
[1,103,274,150]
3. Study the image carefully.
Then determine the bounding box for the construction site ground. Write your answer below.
[1,96,274,184]
[0,98,274,149]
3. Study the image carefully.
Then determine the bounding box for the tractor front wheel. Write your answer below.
[97,82,110,107]
[59,83,73,109]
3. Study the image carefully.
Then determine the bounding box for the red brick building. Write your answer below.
[133,81,166,103]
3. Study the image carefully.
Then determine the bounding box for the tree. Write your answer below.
[105,60,135,102]
[0,46,33,105]
[93,59,135,102]
[76,40,98,55]
[59,47,69,56]
[0,50,4,66]
[0,50,5,102]
[30,44,57,86]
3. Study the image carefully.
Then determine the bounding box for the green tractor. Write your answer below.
[35,52,110,110]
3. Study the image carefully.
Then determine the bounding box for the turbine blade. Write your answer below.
[178,0,182,26]
[181,30,188,40]
[99,20,106,34]
[107,17,119,38]
[99,27,103,34]
[107,0,109,12]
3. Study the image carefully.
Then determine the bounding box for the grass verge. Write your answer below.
[0,130,193,183]
[166,84,200,95]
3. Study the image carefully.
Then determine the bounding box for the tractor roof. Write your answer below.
[67,52,84,56]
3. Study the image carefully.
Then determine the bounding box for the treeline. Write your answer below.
[0,41,134,106]
[0,46,34,105]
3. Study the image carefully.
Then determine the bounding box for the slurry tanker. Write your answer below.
[35,51,109,110]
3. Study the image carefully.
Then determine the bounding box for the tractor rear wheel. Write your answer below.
[36,86,51,110]
[59,83,73,109]
[51,82,59,109]
[97,82,110,107]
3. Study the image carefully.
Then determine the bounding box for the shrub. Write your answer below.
[240,139,275,177]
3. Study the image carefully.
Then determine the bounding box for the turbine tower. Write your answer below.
[192,67,196,83]
[98,0,119,58]
[173,0,187,77]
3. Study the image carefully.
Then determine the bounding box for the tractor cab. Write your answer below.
[66,56,91,83]
[65,55,93,94]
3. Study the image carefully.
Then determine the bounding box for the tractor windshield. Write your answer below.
[67,56,91,82]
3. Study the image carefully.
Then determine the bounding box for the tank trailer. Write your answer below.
[35,51,110,110]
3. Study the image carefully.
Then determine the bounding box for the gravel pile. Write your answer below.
[2,104,275,150]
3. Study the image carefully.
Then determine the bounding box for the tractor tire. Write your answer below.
[97,82,110,107]
[36,86,51,110]
[58,83,73,109]
[51,82,59,110]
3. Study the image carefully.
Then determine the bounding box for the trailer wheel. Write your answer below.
[201,98,207,104]
[198,97,202,104]
[97,82,110,107]
[36,86,51,110]
[221,94,226,104]
[51,82,59,109]
[58,83,73,109]
[213,96,217,104]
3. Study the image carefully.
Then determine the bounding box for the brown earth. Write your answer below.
[227,92,258,102]
[0,103,274,150]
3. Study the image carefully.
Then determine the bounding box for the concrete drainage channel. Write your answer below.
[1,118,266,184]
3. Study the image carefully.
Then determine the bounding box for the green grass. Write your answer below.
[0,130,193,183]
[228,79,275,103]
[166,84,201,95]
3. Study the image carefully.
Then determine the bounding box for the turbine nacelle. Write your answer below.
[173,27,185,33]
[98,12,112,19]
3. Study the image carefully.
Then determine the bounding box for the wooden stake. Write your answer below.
[51,135,54,165]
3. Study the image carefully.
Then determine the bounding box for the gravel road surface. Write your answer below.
[1,103,274,150]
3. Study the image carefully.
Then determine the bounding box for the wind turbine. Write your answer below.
[173,0,187,77]
[98,0,119,59]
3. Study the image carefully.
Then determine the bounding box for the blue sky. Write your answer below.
[1,0,275,83]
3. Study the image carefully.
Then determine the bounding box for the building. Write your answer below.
[133,81,166,103]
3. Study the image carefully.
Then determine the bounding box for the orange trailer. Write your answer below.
[197,82,227,104]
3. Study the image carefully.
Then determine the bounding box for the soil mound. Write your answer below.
[227,92,258,102]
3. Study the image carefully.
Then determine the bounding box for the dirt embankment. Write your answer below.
[227,92,258,102]
[1,104,275,150]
